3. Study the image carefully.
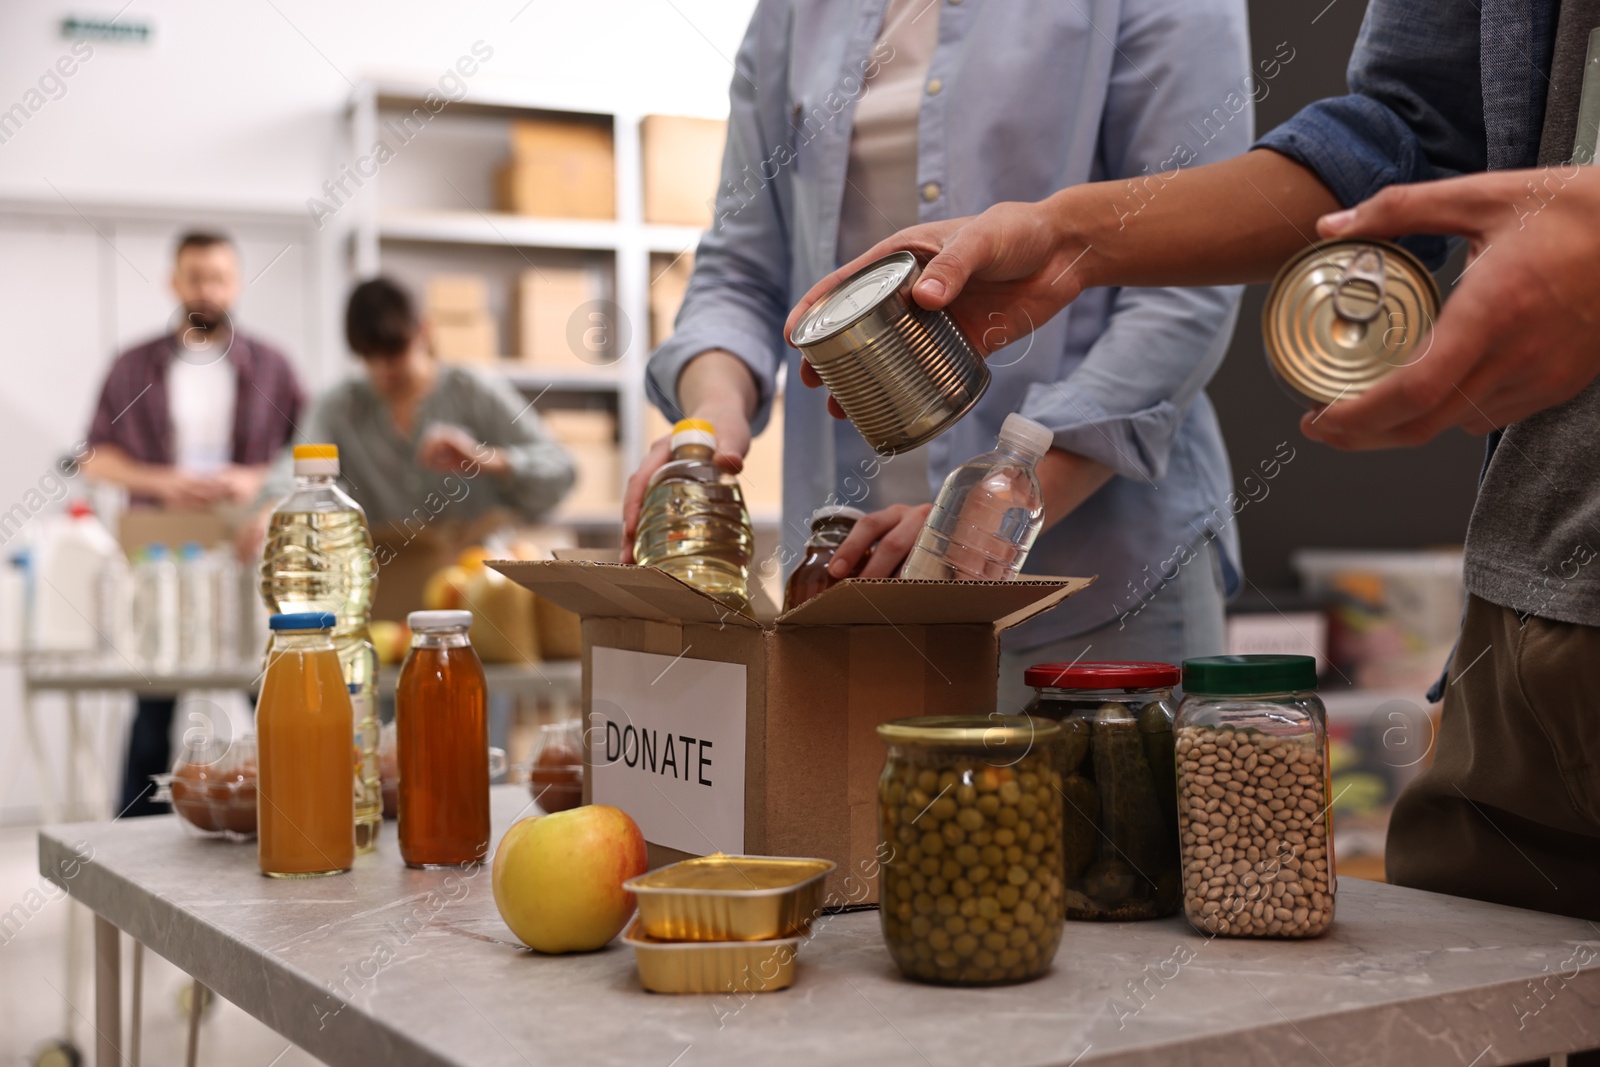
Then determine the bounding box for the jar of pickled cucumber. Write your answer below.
[1175,655,1334,939]
[1023,661,1182,921]
[875,715,1065,985]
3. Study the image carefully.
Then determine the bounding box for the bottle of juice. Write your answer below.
[783,506,864,610]
[900,414,1051,581]
[396,610,489,867]
[257,612,355,878]
[632,419,755,612]
[260,444,382,853]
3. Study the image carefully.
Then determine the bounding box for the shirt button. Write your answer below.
[926,78,943,95]
[921,182,941,202]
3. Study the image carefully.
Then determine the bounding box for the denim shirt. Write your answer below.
[1257,0,1556,267]
[647,0,1254,647]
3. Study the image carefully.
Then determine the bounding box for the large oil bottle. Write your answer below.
[632,419,754,613]
[259,444,382,853]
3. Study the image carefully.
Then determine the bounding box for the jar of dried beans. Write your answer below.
[1174,656,1334,938]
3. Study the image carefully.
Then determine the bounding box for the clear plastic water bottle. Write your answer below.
[260,444,382,852]
[136,543,181,672]
[633,418,755,612]
[899,413,1052,581]
[178,542,217,670]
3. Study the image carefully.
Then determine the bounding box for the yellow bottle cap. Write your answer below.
[673,418,715,435]
[293,444,339,461]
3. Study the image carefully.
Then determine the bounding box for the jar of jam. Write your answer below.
[876,715,1064,985]
[783,506,864,610]
[527,719,584,813]
[1175,655,1334,938]
[1025,661,1181,921]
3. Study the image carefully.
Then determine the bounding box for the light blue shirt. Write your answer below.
[647,0,1252,647]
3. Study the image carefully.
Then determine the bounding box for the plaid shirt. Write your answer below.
[86,331,306,473]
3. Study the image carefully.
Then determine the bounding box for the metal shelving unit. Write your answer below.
[345,79,702,529]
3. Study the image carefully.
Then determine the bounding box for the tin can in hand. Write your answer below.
[789,251,990,456]
[1263,238,1440,407]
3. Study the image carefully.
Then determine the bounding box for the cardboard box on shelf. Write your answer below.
[640,115,727,228]
[430,316,497,365]
[514,267,607,369]
[649,253,693,350]
[493,559,1086,901]
[544,409,621,516]
[497,117,616,220]
[426,274,490,319]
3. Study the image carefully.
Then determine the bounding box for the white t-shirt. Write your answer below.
[168,347,238,472]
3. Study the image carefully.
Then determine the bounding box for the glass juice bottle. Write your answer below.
[632,419,755,612]
[257,612,355,878]
[397,610,489,867]
[260,444,382,853]
[784,505,864,610]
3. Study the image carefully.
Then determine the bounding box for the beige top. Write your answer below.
[837,0,941,507]
[837,0,941,264]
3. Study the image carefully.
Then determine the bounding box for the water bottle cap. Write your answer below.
[809,505,865,527]
[407,609,473,632]
[269,611,337,632]
[293,443,340,477]
[179,542,204,560]
[998,413,1053,458]
[145,543,170,560]
[671,420,717,451]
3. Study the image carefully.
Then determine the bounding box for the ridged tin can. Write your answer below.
[1262,239,1440,406]
[790,251,990,456]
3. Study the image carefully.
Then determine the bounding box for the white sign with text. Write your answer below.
[589,647,747,856]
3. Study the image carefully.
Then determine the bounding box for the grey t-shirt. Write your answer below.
[1464,0,1600,625]
[263,365,575,528]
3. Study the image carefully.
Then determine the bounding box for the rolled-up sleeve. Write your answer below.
[644,0,792,436]
[1255,0,1486,267]
[1020,0,1249,482]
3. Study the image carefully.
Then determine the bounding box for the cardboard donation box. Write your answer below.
[493,559,1086,902]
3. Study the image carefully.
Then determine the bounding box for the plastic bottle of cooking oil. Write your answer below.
[900,413,1051,581]
[259,444,382,853]
[633,419,755,612]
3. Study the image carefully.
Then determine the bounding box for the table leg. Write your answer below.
[184,978,203,1067]
[130,940,144,1067]
[94,915,121,1067]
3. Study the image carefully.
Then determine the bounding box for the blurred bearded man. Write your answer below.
[81,229,305,816]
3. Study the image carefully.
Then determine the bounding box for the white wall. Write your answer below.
[0,0,757,823]
[0,1,753,209]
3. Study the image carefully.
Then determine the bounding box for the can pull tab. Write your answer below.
[1332,248,1387,323]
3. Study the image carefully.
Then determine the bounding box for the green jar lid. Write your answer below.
[1181,655,1318,695]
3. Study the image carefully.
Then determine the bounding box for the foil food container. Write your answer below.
[789,251,990,456]
[624,918,802,995]
[1263,238,1440,406]
[624,855,835,941]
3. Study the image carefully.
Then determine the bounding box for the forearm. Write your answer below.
[1037,449,1115,533]
[676,350,760,424]
[80,444,161,495]
[1064,150,1341,290]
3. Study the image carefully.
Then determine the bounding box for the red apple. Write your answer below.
[491,804,648,953]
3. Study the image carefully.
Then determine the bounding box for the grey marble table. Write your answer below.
[39,787,1600,1067]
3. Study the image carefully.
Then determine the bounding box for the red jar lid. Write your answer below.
[1023,660,1180,690]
